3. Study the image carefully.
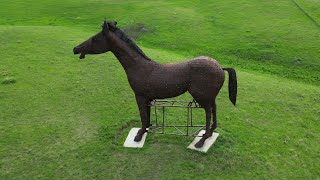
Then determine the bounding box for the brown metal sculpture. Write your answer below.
[73,21,237,148]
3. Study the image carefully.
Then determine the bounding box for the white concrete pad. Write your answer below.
[187,130,219,153]
[123,128,148,148]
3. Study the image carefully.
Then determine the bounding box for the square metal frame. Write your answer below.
[148,99,205,137]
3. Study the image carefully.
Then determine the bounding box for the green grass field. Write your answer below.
[1,0,319,179]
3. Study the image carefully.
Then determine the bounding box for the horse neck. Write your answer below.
[108,32,149,71]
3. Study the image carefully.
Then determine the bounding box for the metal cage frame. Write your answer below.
[148,99,205,137]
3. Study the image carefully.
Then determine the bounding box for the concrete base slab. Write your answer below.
[187,130,219,153]
[123,128,147,148]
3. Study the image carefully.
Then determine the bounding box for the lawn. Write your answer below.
[0,0,319,179]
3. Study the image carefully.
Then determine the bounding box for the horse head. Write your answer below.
[73,21,117,59]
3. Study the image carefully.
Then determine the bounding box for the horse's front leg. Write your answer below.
[134,95,150,142]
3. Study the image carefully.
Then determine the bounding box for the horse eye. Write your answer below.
[92,37,98,42]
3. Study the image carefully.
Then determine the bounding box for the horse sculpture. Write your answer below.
[73,21,237,148]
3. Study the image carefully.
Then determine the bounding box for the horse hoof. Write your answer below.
[134,134,142,142]
[194,140,204,148]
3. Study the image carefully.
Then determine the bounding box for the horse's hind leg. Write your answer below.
[195,105,213,148]
[210,101,217,134]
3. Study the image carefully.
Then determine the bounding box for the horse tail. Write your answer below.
[222,68,237,106]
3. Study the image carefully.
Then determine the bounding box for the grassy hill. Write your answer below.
[1,0,319,179]
[1,0,320,85]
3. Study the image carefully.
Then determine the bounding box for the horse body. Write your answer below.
[73,21,237,148]
[127,57,225,101]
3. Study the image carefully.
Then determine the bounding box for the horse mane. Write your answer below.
[110,26,151,61]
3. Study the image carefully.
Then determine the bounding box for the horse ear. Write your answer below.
[108,21,117,28]
[102,21,109,35]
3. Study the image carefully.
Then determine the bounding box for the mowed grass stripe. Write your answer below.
[295,0,320,25]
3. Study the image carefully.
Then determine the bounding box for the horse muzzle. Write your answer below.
[73,47,86,59]
[73,47,80,55]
